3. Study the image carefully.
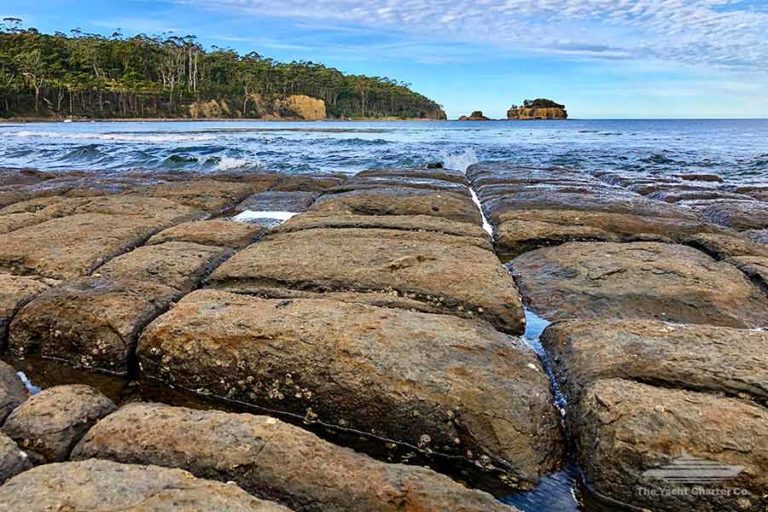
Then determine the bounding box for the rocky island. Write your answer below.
[0,161,767,511]
[458,110,491,121]
[507,98,568,119]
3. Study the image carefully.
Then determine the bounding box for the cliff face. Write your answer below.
[507,106,567,120]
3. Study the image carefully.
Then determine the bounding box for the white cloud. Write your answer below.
[173,0,768,69]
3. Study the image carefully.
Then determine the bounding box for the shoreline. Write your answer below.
[0,116,444,124]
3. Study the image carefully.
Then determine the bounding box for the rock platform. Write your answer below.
[0,164,765,511]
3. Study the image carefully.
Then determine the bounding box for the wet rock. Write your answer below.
[674,173,724,183]
[0,214,179,279]
[233,191,318,216]
[138,291,561,484]
[73,403,521,511]
[510,241,768,328]
[94,242,232,293]
[0,274,53,349]
[571,378,768,512]
[358,167,468,185]
[137,179,255,212]
[274,212,491,247]
[744,228,768,245]
[0,361,27,424]
[0,432,30,484]
[208,228,524,333]
[331,175,471,194]
[647,189,752,203]
[692,200,768,230]
[0,459,291,511]
[467,163,590,188]
[9,277,178,374]
[147,219,265,249]
[2,385,115,464]
[541,319,768,404]
[309,187,482,225]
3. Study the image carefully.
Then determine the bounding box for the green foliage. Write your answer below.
[521,98,565,109]
[0,22,446,119]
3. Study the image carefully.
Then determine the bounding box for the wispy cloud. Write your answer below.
[172,0,768,69]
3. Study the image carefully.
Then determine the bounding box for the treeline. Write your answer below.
[0,19,446,119]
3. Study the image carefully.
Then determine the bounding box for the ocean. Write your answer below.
[0,119,766,179]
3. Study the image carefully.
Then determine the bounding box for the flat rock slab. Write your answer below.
[331,175,471,194]
[492,209,714,260]
[571,378,768,512]
[0,459,291,512]
[357,168,469,185]
[208,228,524,334]
[2,385,115,464]
[692,200,768,230]
[0,432,29,484]
[138,291,561,485]
[73,403,519,512]
[511,241,768,328]
[234,191,319,213]
[136,179,255,212]
[148,219,265,249]
[270,173,347,192]
[0,274,53,349]
[541,319,768,405]
[0,361,27,424]
[94,241,232,293]
[274,212,491,247]
[309,187,482,225]
[0,213,175,279]
[9,277,178,374]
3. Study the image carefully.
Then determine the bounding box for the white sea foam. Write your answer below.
[4,130,215,143]
[214,156,255,171]
[232,210,298,223]
[441,147,478,172]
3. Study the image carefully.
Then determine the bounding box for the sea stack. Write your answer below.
[458,111,491,121]
[507,99,567,120]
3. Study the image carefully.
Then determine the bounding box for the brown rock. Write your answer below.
[510,241,768,328]
[270,173,347,192]
[73,403,520,511]
[94,242,232,293]
[681,232,768,260]
[0,274,52,349]
[2,385,115,464]
[0,459,292,511]
[541,319,768,404]
[492,209,714,260]
[208,228,524,334]
[0,361,27,424]
[0,214,177,279]
[309,187,481,225]
[647,189,752,203]
[138,291,561,484]
[571,379,768,512]
[274,212,491,248]
[331,175,470,194]
[147,219,264,249]
[9,277,178,374]
[137,179,254,212]
[0,432,30,484]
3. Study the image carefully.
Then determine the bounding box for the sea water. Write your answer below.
[0,119,766,180]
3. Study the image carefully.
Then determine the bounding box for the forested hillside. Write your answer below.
[0,20,446,120]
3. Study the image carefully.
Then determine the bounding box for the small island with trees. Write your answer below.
[507,98,567,120]
[457,99,568,121]
[0,19,446,121]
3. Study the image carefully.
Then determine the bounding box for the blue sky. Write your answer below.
[3,0,768,119]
